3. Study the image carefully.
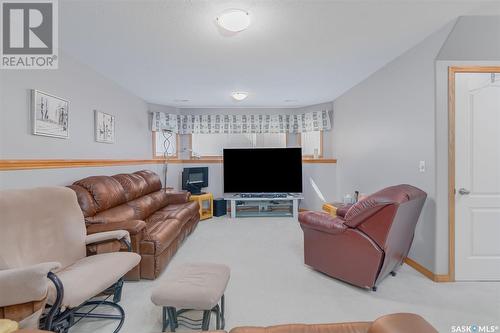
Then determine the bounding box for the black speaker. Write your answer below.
[213,198,227,217]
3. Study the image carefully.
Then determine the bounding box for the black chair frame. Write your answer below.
[39,238,132,333]
[161,294,225,332]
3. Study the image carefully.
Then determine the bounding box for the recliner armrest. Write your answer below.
[86,219,146,236]
[298,211,347,235]
[165,189,191,204]
[86,230,132,252]
[85,230,130,245]
[0,262,61,307]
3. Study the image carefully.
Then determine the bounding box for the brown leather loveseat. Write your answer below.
[69,170,200,280]
[299,184,426,290]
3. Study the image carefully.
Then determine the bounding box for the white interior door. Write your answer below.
[455,72,500,281]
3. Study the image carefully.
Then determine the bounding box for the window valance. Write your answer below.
[151,110,331,134]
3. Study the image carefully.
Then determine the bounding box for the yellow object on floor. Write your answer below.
[190,192,214,220]
[0,319,18,333]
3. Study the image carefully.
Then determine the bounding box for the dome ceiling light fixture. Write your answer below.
[231,91,248,101]
[216,9,251,32]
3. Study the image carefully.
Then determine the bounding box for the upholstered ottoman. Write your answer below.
[151,263,230,332]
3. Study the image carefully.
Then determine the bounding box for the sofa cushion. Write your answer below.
[85,204,137,224]
[0,187,87,271]
[141,219,182,255]
[47,252,140,308]
[134,170,162,194]
[147,202,199,224]
[73,176,126,212]
[112,173,149,201]
[85,190,172,224]
[68,184,98,218]
[126,190,169,220]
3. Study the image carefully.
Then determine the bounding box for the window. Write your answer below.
[191,133,286,157]
[153,131,177,158]
[300,130,322,157]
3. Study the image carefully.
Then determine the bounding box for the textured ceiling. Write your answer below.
[59,0,500,107]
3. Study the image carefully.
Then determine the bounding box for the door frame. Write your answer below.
[448,66,500,281]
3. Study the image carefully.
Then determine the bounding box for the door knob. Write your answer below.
[458,188,470,195]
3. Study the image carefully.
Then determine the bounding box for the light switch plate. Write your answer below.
[419,160,426,172]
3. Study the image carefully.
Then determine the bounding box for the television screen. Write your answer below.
[223,148,303,193]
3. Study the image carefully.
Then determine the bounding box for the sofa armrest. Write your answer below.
[86,220,146,236]
[85,230,131,251]
[165,189,190,204]
[0,262,60,307]
[298,211,347,235]
[368,313,438,333]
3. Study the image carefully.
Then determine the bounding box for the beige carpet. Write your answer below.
[72,217,500,333]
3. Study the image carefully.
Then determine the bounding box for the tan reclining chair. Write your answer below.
[0,187,141,332]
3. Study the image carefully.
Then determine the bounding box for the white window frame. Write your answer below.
[189,133,288,158]
[298,130,323,158]
[153,132,179,159]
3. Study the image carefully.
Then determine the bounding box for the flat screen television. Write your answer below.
[223,148,303,193]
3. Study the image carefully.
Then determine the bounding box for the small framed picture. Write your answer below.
[31,90,69,139]
[94,110,115,144]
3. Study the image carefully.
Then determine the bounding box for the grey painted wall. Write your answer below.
[0,51,150,159]
[0,164,164,190]
[438,16,500,61]
[0,51,157,189]
[332,21,456,272]
[332,16,500,274]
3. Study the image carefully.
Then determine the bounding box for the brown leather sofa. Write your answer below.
[201,313,437,333]
[299,184,426,290]
[69,170,200,280]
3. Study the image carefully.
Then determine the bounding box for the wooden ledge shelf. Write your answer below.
[178,158,337,164]
[0,157,337,171]
[302,158,337,164]
[0,159,161,171]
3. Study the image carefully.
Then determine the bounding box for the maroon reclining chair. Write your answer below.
[299,184,427,290]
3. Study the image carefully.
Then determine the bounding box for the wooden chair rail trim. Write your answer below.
[0,158,337,170]
[302,158,337,164]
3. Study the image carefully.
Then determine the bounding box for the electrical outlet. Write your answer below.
[419,160,426,173]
